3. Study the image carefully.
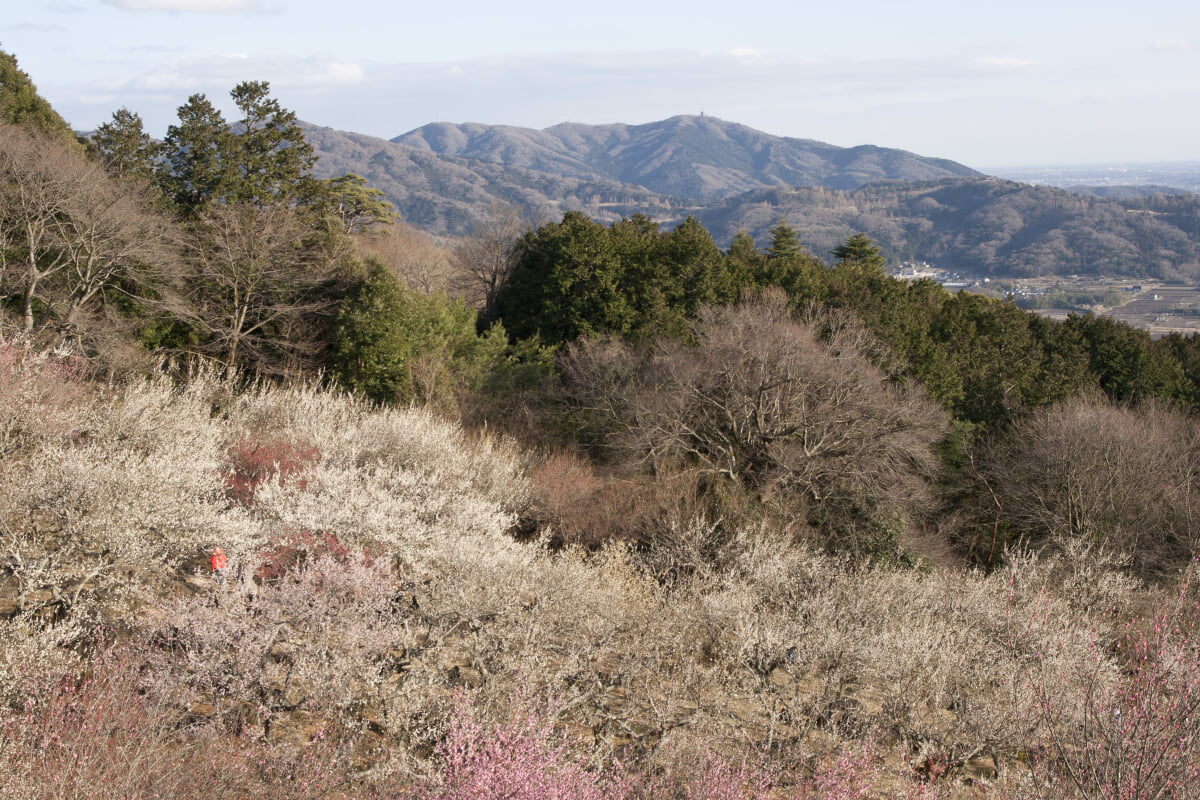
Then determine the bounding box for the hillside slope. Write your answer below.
[302,123,683,235]
[698,178,1200,278]
[394,114,980,203]
[3,355,1170,797]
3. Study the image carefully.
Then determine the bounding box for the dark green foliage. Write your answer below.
[751,222,827,301]
[333,260,507,410]
[227,80,317,207]
[496,212,632,344]
[0,47,75,140]
[754,232,1101,426]
[333,262,412,402]
[317,173,399,234]
[832,232,887,271]
[1154,331,1200,408]
[725,230,764,289]
[161,93,236,211]
[1062,313,1190,404]
[616,214,735,340]
[766,220,806,261]
[494,212,737,346]
[160,81,318,212]
[929,293,1080,425]
[88,108,160,184]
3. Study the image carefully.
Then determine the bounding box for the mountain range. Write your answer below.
[391,115,979,203]
[304,115,977,234]
[305,115,1200,278]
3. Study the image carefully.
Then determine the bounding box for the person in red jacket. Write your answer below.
[210,547,228,587]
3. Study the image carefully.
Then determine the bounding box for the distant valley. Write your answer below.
[306,116,1200,279]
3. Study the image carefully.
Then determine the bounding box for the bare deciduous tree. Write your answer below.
[562,289,951,555]
[180,202,338,376]
[971,394,1200,574]
[0,121,176,347]
[355,221,454,295]
[451,203,526,318]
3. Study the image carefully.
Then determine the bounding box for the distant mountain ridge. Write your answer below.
[392,115,980,204]
[304,116,1200,279]
[302,123,682,234]
[697,179,1200,279]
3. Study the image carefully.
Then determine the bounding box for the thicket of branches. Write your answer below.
[562,291,949,559]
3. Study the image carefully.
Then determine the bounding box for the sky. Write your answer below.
[3,0,1199,169]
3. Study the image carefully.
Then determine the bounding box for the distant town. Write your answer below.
[888,262,1200,338]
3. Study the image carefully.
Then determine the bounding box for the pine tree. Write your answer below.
[832,232,887,272]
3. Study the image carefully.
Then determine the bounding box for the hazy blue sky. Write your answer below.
[4,0,1198,168]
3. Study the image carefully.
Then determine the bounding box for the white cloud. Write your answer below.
[101,0,261,11]
[723,47,769,58]
[1151,39,1192,51]
[112,52,365,94]
[973,56,1036,70]
[10,21,70,31]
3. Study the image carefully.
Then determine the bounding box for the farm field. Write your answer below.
[972,276,1200,337]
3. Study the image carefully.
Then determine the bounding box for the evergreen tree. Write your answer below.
[832,232,887,272]
[725,230,764,289]
[161,93,235,211]
[494,211,631,345]
[160,81,317,211]
[0,46,75,140]
[766,220,805,261]
[333,260,414,402]
[319,173,399,234]
[757,221,826,303]
[228,80,316,207]
[653,215,735,314]
[334,259,506,409]
[88,107,160,184]
[1063,313,1188,404]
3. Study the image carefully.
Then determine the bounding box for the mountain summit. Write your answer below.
[392,115,980,204]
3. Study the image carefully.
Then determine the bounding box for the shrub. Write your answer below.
[223,434,321,507]
[1022,571,1200,800]
[0,637,399,799]
[253,527,353,582]
[417,691,632,800]
[0,642,212,800]
[333,258,507,414]
[561,289,950,560]
[0,340,86,455]
[968,395,1200,574]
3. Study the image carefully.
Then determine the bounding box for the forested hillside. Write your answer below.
[4,46,1200,800]
[303,123,682,235]
[699,179,1200,278]
[312,120,1200,279]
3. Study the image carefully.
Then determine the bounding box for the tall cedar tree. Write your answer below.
[88,108,161,185]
